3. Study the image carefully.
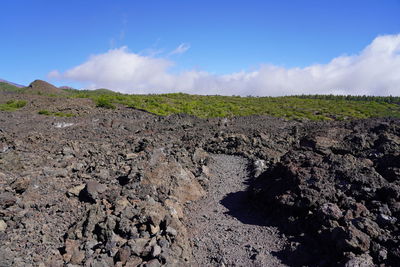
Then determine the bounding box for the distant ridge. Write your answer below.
[0,79,25,88]
[59,86,75,90]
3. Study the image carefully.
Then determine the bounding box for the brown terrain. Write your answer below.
[27,80,67,95]
[0,87,399,266]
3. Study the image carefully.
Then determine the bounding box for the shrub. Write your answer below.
[95,96,116,109]
[38,110,51,115]
[0,100,27,111]
[6,100,27,108]
[63,89,400,120]
[38,110,75,117]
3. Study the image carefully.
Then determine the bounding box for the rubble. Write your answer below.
[0,93,399,266]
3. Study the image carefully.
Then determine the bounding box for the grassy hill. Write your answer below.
[0,82,26,93]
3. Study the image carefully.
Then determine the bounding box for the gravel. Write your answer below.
[185,154,287,266]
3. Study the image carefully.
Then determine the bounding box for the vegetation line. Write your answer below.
[68,90,400,121]
[1,81,400,120]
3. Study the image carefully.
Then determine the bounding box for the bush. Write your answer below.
[38,110,75,117]
[0,100,27,111]
[38,110,51,115]
[6,100,27,108]
[95,96,116,109]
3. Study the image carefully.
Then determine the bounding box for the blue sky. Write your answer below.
[1,0,400,95]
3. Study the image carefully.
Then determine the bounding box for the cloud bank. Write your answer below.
[50,34,400,96]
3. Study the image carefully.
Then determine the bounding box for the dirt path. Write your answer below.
[185,154,287,266]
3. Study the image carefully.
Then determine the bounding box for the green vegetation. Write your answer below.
[63,89,400,120]
[2,81,400,120]
[95,96,116,109]
[294,94,400,104]
[38,110,75,117]
[0,82,26,93]
[0,100,27,111]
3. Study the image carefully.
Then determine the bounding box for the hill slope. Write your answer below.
[0,79,24,88]
[26,79,66,95]
[0,82,24,93]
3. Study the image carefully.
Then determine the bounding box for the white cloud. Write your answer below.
[170,43,191,55]
[48,70,61,79]
[50,34,400,96]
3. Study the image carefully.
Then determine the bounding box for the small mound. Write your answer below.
[27,80,65,95]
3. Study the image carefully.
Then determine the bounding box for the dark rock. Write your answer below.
[11,177,31,194]
[124,256,143,267]
[166,226,177,237]
[42,167,68,178]
[344,253,374,267]
[249,119,400,265]
[351,218,381,239]
[129,238,149,256]
[320,202,343,220]
[80,181,107,203]
[62,239,85,264]
[152,244,162,257]
[0,192,16,208]
[115,246,131,265]
[339,226,371,253]
[144,259,161,267]
[0,220,7,231]
[377,213,397,226]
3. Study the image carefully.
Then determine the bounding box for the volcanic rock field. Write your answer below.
[0,93,399,266]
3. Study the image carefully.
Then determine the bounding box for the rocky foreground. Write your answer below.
[0,94,399,266]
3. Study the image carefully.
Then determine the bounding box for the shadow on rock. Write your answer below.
[220,190,270,226]
[220,180,341,266]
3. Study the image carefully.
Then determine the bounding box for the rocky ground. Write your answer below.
[250,120,400,266]
[0,93,399,266]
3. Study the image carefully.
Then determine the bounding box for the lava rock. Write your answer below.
[80,181,107,203]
